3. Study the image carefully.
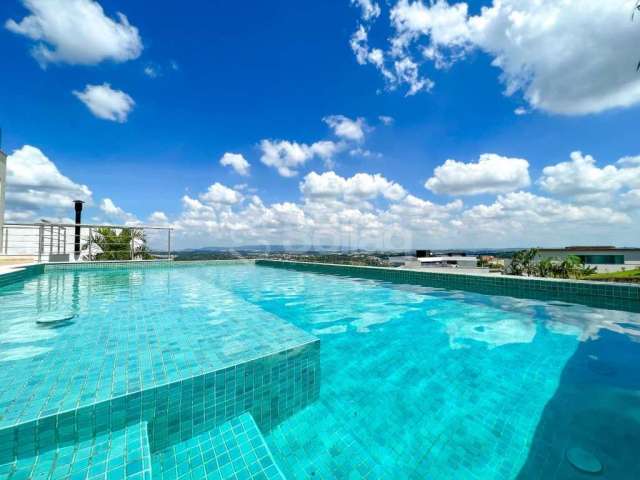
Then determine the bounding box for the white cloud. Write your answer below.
[618,155,640,166]
[300,171,407,202]
[349,25,413,92]
[148,211,169,224]
[219,153,250,176]
[323,115,367,142]
[5,145,92,215]
[457,191,632,246]
[425,153,531,195]
[393,56,434,95]
[621,190,640,209]
[351,0,381,21]
[351,0,640,115]
[349,148,381,158]
[539,151,640,200]
[200,182,243,205]
[122,161,640,250]
[6,0,142,67]
[514,107,528,116]
[73,83,134,123]
[259,139,343,177]
[100,198,138,224]
[378,115,394,125]
[144,65,158,78]
[390,0,471,67]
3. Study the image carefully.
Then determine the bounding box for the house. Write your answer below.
[537,246,640,273]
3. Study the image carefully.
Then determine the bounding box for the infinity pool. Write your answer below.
[1,262,639,479]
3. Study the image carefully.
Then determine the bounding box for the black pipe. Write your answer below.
[73,200,84,259]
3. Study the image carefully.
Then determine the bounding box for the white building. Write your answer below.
[398,250,479,269]
[537,247,640,273]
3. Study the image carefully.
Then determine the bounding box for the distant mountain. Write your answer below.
[178,245,354,253]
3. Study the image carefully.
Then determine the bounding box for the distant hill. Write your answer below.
[178,245,358,253]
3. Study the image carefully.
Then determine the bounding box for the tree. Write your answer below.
[83,227,151,261]
[506,248,539,276]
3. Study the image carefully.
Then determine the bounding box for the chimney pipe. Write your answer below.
[73,200,84,260]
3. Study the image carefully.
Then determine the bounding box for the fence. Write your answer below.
[1,223,173,263]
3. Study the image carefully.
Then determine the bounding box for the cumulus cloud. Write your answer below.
[350,0,640,115]
[539,151,640,201]
[323,115,368,142]
[148,211,169,224]
[300,171,407,203]
[621,190,640,209]
[351,0,381,21]
[425,153,531,195]
[219,153,250,176]
[456,191,633,246]
[73,83,134,122]
[6,0,142,67]
[378,115,395,125]
[199,182,243,205]
[259,139,343,177]
[5,145,92,216]
[99,198,139,224]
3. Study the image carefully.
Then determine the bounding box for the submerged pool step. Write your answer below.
[151,413,285,480]
[0,422,152,480]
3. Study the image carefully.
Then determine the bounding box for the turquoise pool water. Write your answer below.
[1,263,639,479]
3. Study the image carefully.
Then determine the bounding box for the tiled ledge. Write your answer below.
[0,260,256,286]
[44,259,255,271]
[255,260,640,308]
[0,264,44,288]
[0,340,320,466]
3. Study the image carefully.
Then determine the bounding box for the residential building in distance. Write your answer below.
[537,246,640,273]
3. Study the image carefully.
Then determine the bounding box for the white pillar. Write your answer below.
[0,150,6,252]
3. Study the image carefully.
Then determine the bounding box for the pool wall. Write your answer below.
[0,264,44,288]
[0,336,320,465]
[256,260,640,309]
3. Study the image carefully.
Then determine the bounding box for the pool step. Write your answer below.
[0,422,152,480]
[151,413,285,480]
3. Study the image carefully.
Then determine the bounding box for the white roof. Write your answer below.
[418,256,477,263]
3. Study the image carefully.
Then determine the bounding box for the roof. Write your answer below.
[539,246,640,252]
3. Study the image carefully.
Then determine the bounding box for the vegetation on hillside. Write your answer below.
[584,268,640,283]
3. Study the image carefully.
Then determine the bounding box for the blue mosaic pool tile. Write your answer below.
[152,413,285,480]
[0,421,152,480]
[255,260,640,308]
[0,265,319,466]
[0,341,319,466]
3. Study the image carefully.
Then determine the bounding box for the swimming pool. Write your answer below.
[1,262,639,479]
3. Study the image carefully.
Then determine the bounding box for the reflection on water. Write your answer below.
[517,330,640,479]
[1,264,638,478]
[0,346,52,362]
[440,316,537,349]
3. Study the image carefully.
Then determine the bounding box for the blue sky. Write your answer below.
[1,0,639,249]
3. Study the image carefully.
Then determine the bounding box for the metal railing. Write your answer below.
[1,222,173,263]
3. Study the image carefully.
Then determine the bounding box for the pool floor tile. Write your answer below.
[151,413,285,480]
[0,422,152,480]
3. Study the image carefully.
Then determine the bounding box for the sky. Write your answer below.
[1,0,639,251]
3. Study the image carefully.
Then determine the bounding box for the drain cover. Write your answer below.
[566,447,602,474]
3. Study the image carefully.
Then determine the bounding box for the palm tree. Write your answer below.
[83,227,151,260]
